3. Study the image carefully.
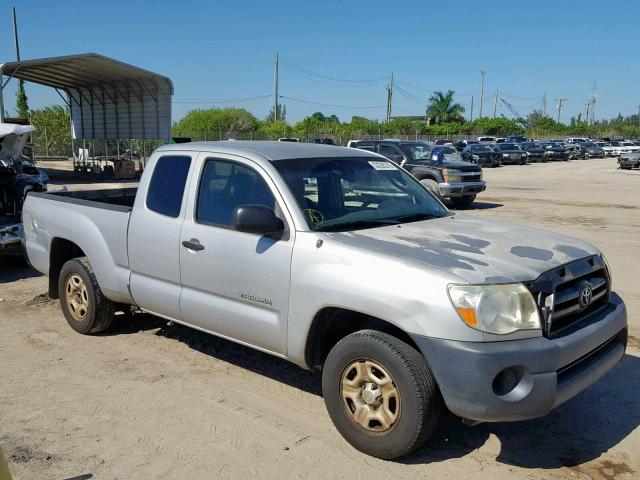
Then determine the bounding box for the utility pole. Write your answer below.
[590,82,597,124]
[492,86,499,118]
[470,96,474,122]
[556,98,566,123]
[386,73,394,123]
[585,101,590,123]
[273,52,279,122]
[12,6,28,120]
[637,104,640,127]
[479,70,486,118]
[543,92,547,116]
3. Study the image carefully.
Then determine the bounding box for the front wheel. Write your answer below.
[419,178,442,201]
[322,330,442,460]
[58,257,115,334]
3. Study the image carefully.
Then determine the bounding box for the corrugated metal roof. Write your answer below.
[0,53,173,140]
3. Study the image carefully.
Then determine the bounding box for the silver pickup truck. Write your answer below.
[23,141,627,460]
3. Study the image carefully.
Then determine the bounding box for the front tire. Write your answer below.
[58,257,115,334]
[322,330,442,460]
[419,178,442,201]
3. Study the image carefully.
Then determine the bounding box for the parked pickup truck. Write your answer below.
[24,141,627,460]
[350,139,486,208]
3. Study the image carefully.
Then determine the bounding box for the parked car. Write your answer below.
[23,141,628,460]
[434,139,454,145]
[477,136,497,144]
[608,141,638,156]
[618,151,640,169]
[461,143,501,167]
[452,140,467,152]
[519,142,547,163]
[1,123,49,257]
[566,137,589,143]
[312,138,335,145]
[505,135,529,143]
[596,142,615,156]
[581,142,605,158]
[492,143,528,165]
[541,142,571,161]
[564,143,587,160]
[351,139,485,208]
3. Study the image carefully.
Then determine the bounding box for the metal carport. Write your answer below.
[0,53,173,140]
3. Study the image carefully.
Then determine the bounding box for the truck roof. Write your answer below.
[155,140,376,162]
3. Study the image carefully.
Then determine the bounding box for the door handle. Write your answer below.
[182,239,205,251]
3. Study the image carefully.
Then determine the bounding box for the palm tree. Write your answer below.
[426,90,465,124]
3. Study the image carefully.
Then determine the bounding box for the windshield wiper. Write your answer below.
[316,218,401,232]
[396,213,444,223]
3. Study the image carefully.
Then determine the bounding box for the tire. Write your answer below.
[58,256,115,334]
[322,330,442,460]
[451,195,476,209]
[419,178,442,201]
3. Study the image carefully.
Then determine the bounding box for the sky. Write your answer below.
[1,0,639,124]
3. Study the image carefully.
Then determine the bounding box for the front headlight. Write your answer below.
[472,154,479,160]
[502,153,509,158]
[448,283,541,334]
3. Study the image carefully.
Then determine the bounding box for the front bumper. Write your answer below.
[411,294,627,422]
[438,181,486,197]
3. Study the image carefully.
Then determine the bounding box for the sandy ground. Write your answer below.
[0,157,639,480]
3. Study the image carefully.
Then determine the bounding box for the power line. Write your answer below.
[279,56,387,85]
[173,95,272,104]
[279,95,386,109]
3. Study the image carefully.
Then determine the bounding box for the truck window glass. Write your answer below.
[146,155,192,217]
[196,159,276,226]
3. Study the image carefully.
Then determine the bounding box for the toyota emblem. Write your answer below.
[578,282,593,309]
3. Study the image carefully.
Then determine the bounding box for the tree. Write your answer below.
[173,107,259,139]
[16,80,29,119]
[425,90,465,124]
[29,105,71,156]
[265,103,287,123]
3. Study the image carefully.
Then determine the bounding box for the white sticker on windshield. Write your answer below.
[368,161,396,170]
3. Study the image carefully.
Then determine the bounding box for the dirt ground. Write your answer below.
[1,157,638,480]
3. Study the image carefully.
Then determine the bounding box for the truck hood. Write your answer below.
[326,214,600,284]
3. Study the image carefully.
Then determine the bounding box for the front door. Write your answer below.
[178,155,294,355]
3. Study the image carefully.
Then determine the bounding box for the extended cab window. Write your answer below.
[196,159,277,226]
[146,155,191,217]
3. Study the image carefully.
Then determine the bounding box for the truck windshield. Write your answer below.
[273,157,449,232]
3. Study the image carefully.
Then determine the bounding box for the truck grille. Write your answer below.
[525,256,610,338]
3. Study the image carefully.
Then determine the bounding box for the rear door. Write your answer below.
[178,154,294,355]
[128,153,195,320]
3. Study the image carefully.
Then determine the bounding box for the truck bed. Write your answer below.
[29,187,138,211]
[23,188,137,304]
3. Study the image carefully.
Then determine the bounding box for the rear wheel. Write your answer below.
[322,330,441,460]
[58,256,115,334]
[451,195,476,209]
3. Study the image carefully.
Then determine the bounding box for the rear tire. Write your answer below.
[58,256,115,334]
[451,195,476,209]
[322,330,442,460]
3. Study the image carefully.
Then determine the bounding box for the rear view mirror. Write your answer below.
[231,204,284,237]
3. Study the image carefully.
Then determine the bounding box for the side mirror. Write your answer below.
[231,204,284,237]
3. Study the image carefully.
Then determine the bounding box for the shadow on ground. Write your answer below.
[447,201,504,211]
[0,259,42,283]
[112,313,639,470]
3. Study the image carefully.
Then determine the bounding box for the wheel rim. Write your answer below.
[340,359,400,433]
[65,274,89,322]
